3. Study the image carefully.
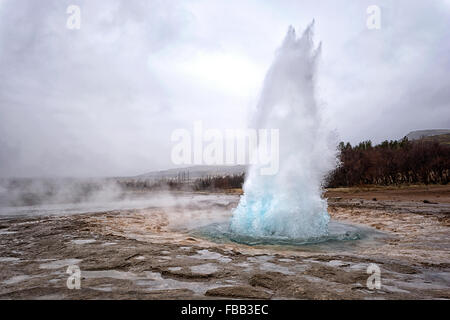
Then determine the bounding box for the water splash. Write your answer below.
[230,22,336,239]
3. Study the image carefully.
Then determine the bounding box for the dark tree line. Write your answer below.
[116,173,246,192]
[326,138,450,187]
[192,174,245,191]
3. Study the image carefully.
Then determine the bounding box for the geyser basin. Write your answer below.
[192,220,385,248]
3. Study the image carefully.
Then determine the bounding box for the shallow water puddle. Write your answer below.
[190,249,232,263]
[0,257,20,263]
[71,239,96,245]
[39,259,82,269]
[190,263,218,275]
[3,274,32,285]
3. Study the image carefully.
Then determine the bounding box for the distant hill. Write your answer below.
[134,165,246,180]
[406,129,450,140]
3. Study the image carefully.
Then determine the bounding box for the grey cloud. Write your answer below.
[0,0,449,177]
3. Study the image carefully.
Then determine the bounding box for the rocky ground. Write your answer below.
[0,186,449,299]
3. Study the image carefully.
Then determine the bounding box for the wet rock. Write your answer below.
[249,272,288,290]
[205,286,272,299]
[382,263,418,274]
[161,267,216,280]
[303,263,367,284]
[143,288,196,299]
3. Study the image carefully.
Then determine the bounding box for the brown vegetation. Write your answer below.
[326,138,450,187]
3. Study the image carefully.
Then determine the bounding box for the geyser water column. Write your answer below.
[230,22,337,239]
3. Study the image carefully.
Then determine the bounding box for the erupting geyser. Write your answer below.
[230,22,337,239]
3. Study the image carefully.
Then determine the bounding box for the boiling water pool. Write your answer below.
[192,220,387,250]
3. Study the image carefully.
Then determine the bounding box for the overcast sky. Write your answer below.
[0,0,449,177]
